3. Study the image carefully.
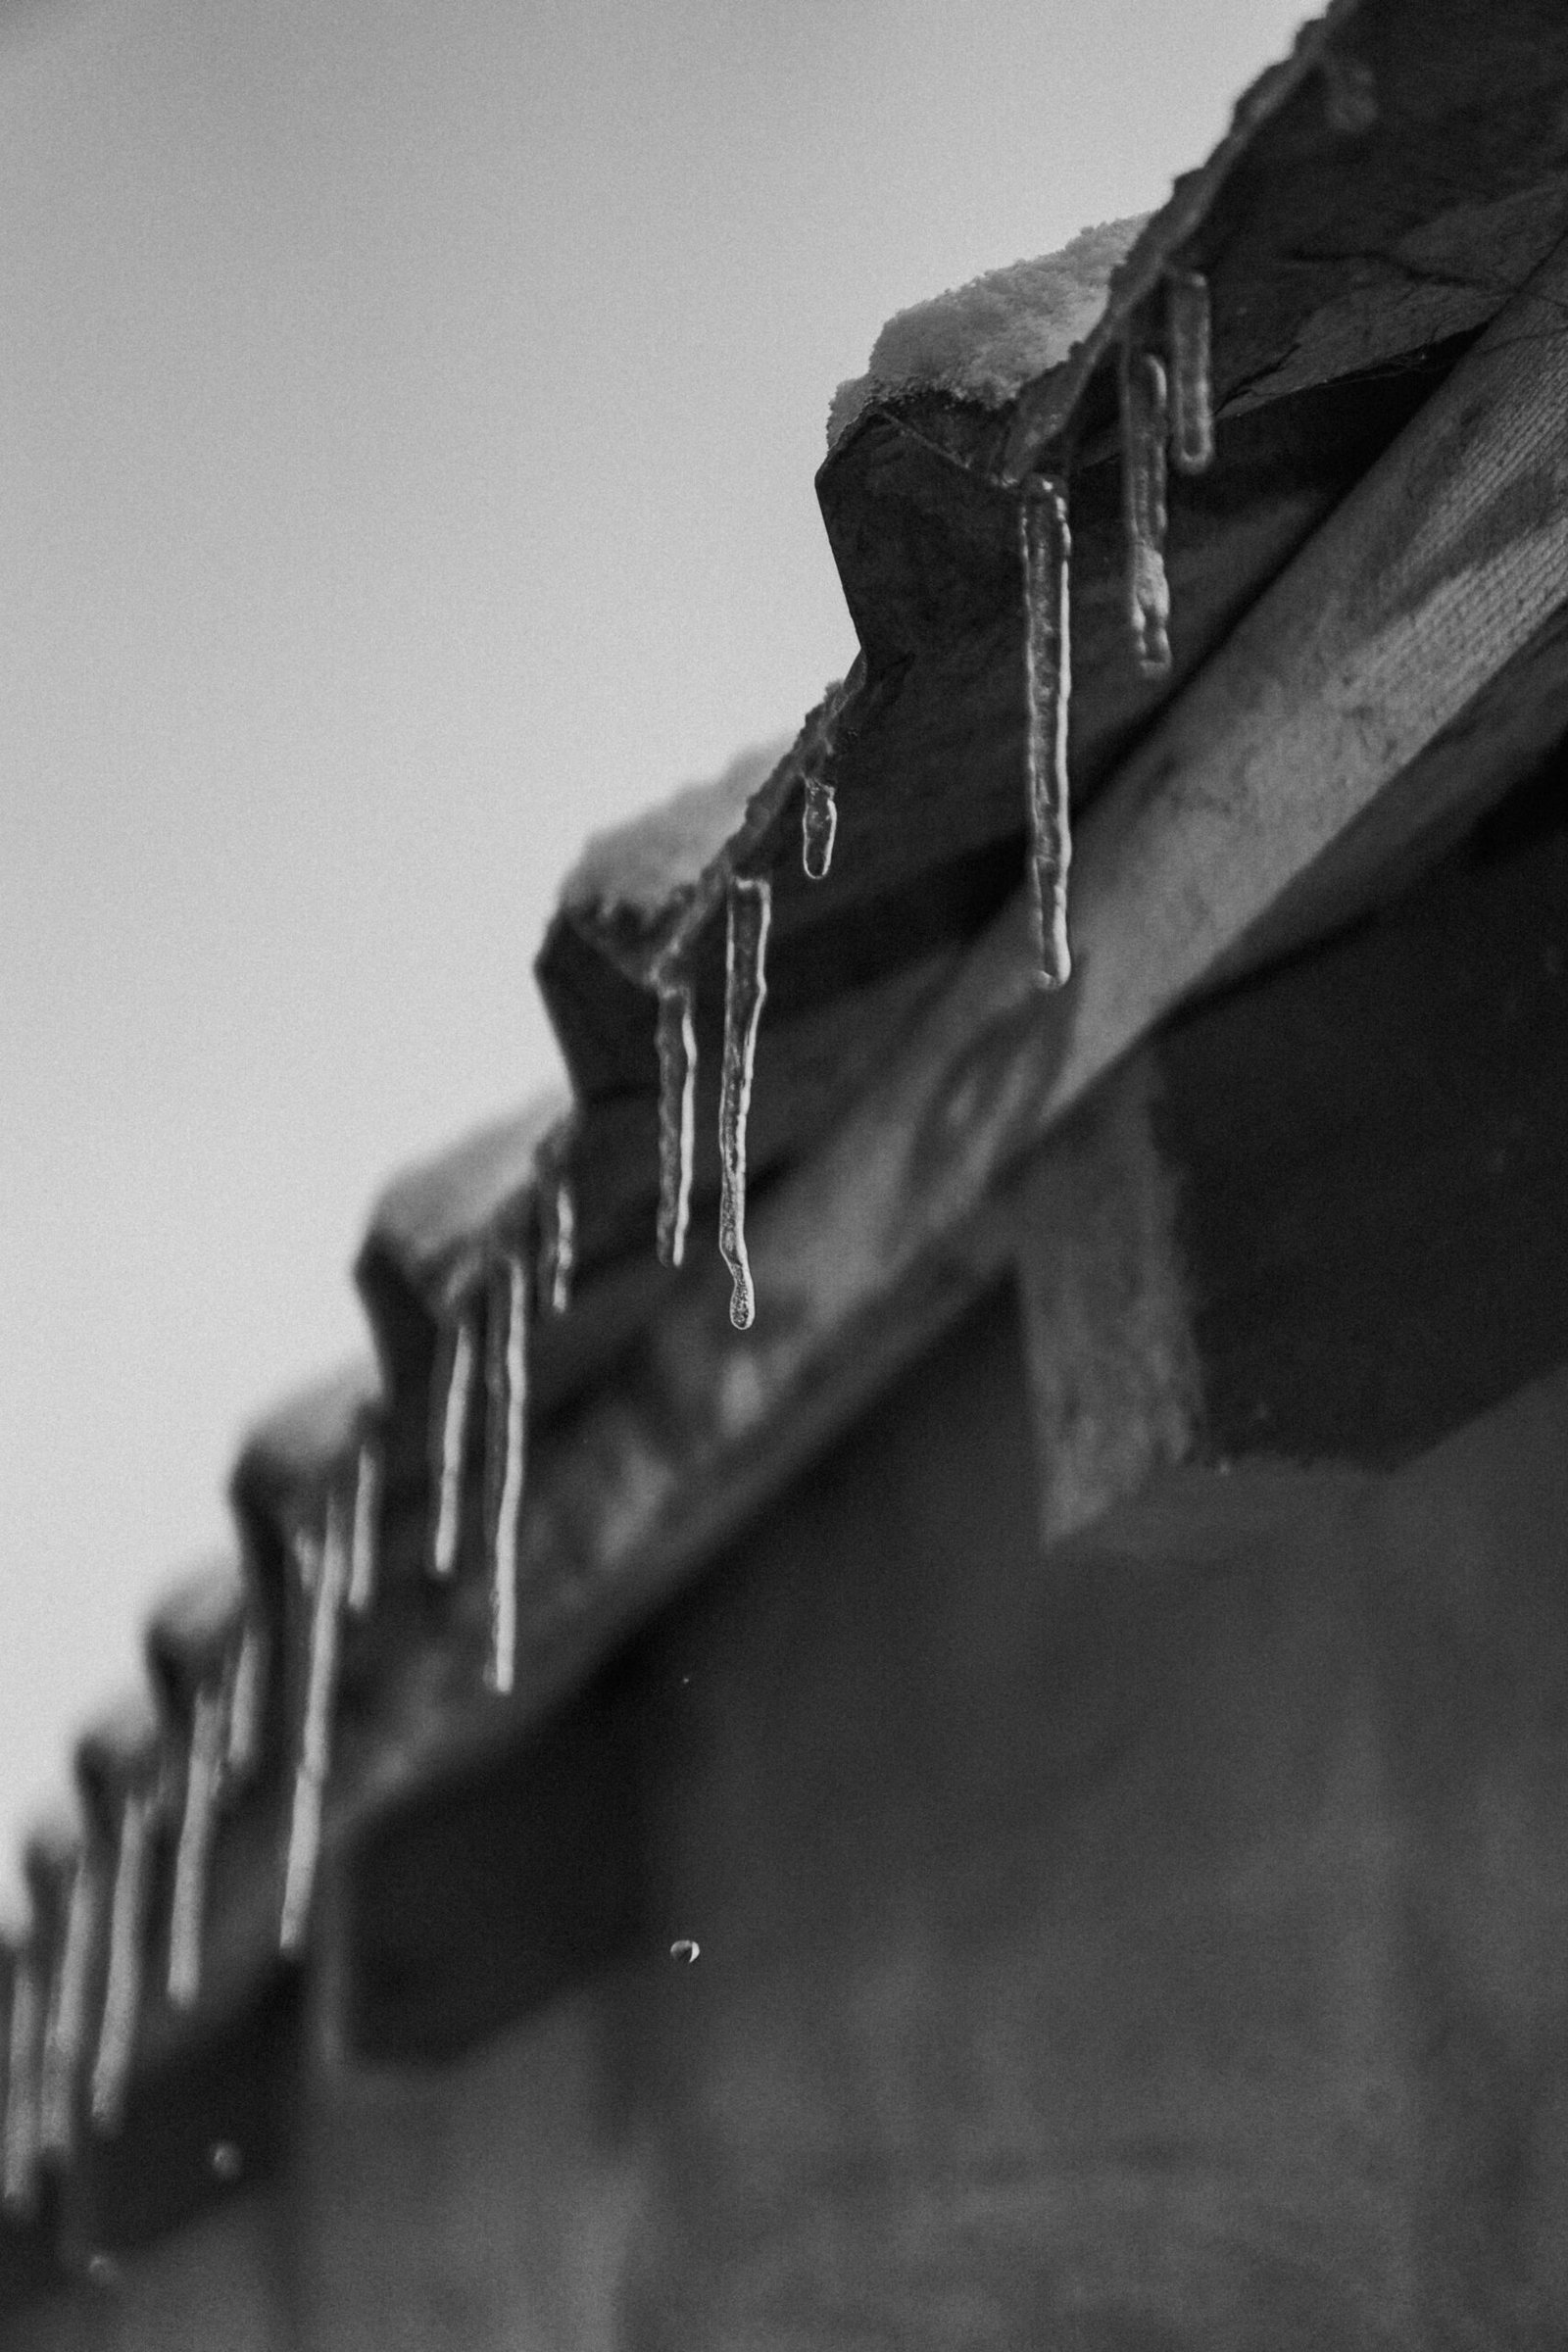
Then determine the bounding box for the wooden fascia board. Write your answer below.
[332,230,1568,1850]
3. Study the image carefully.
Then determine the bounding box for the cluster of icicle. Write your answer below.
[651,663,861,1327]
[1019,266,1214,988]
[2,1601,269,2227]
[0,1121,584,2237]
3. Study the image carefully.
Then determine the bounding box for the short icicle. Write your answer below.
[41,1853,104,2160]
[168,1675,227,2009]
[655,967,698,1269]
[429,1310,476,1580]
[717,877,771,1331]
[1165,270,1214,476]
[485,1249,528,1696]
[347,1437,380,1616]
[3,1948,43,2216]
[1020,474,1074,988]
[279,1492,350,1957]
[1119,343,1172,675]
[536,1130,577,1317]
[90,1791,153,2133]
[801,775,837,882]
[225,1615,266,1780]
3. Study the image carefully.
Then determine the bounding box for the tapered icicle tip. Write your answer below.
[1119,344,1172,677]
[1166,269,1214,477]
[1020,475,1073,990]
[655,970,697,1270]
[718,877,771,1331]
[485,1250,528,1697]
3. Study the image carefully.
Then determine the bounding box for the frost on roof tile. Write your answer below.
[826,214,1150,450]
[559,738,793,924]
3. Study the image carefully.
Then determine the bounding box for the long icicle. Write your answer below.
[1020,474,1073,989]
[279,1493,350,1957]
[1119,344,1172,675]
[428,1310,475,1580]
[90,1792,153,2134]
[802,774,837,882]
[655,968,697,1269]
[167,1674,227,2009]
[1166,270,1214,476]
[3,1948,43,2216]
[717,877,771,1331]
[486,1249,528,1696]
[347,1436,380,1616]
[41,1853,104,2161]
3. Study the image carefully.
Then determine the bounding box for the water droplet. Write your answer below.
[669,1938,700,1964]
[85,2251,122,2291]
[1120,344,1171,675]
[655,967,697,1269]
[91,1790,153,2132]
[1165,269,1214,476]
[279,1491,350,1957]
[168,1680,225,2010]
[718,878,771,1330]
[209,2139,243,2182]
[485,1249,528,1697]
[1020,474,1073,989]
[429,1310,476,1581]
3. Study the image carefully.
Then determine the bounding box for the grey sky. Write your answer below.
[0,0,1305,1895]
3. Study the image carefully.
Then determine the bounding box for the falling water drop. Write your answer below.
[669,1938,700,1964]
[718,877,771,1331]
[348,1438,380,1616]
[3,1949,43,2217]
[90,1791,153,2134]
[1020,474,1073,989]
[486,1249,528,1697]
[168,1678,226,2010]
[1166,270,1214,476]
[279,1492,350,1956]
[429,1311,476,1581]
[1119,344,1172,675]
[802,775,837,881]
[655,968,697,1269]
[41,1853,104,2160]
[209,2139,243,2182]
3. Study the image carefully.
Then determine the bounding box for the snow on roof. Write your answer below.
[826,215,1150,450]
[559,737,793,923]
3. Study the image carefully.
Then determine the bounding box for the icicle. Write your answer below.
[41,1854,104,2161]
[655,968,697,1269]
[717,877,771,1331]
[537,1152,576,1318]
[1165,270,1214,476]
[167,1677,226,2010]
[279,1492,349,1956]
[428,1310,476,1580]
[1119,344,1172,676]
[3,1950,43,2217]
[802,774,837,881]
[225,1614,266,1780]
[1020,475,1074,989]
[348,1438,380,1616]
[1322,48,1377,134]
[485,1249,528,1696]
[90,1792,152,2135]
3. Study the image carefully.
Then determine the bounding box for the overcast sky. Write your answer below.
[0,0,1306,1897]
